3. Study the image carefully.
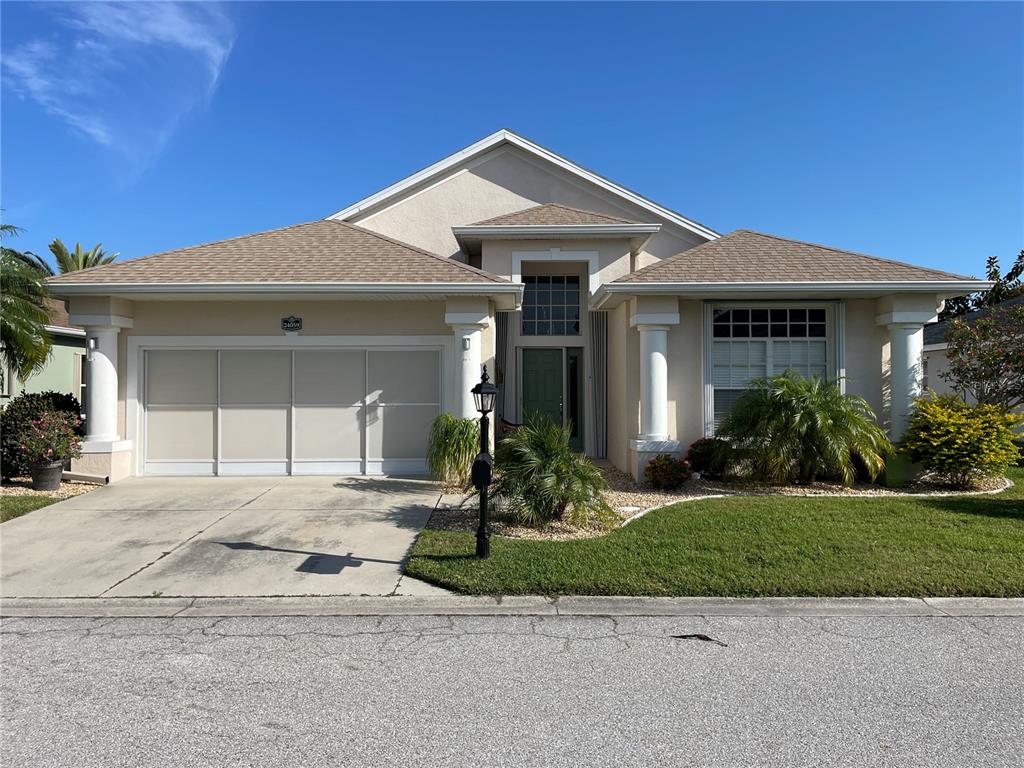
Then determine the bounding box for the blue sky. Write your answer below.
[2,1,1021,276]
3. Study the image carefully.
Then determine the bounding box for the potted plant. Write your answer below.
[19,411,82,491]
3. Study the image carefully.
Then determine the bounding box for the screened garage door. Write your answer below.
[143,348,441,476]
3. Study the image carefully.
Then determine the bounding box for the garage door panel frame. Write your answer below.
[132,336,453,478]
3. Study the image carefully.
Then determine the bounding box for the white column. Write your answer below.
[84,327,122,443]
[888,322,924,440]
[452,324,484,419]
[637,324,670,440]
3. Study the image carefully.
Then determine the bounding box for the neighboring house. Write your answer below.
[46,129,990,482]
[1,299,86,407]
[922,294,1024,401]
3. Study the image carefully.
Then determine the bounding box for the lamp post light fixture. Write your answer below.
[470,365,498,558]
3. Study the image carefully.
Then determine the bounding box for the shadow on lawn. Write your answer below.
[917,492,1024,522]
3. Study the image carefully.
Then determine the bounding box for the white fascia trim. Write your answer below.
[50,282,523,296]
[44,324,87,338]
[326,129,719,241]
[452,224,661,239]
[592,280,993,308]
[923,342,949,352]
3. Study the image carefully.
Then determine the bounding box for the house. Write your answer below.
[922,294,1024,400]
[1,299,86,407]
[46,129,990,482]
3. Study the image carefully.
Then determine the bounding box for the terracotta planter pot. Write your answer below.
[30,461,64,492]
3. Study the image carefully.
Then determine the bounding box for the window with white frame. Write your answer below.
[710,306,831,428]
[521,275,581,336]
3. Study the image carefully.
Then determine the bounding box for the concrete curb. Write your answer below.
[2,595,1022,619]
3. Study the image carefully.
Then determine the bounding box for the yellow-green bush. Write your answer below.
[902,394,1022,488]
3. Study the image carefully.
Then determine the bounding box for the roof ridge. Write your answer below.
[735,230,974,281]
[46,220,324,283]
[326,219,507,283]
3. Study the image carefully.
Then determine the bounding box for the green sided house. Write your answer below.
[46,129,990,482]
[1,299,87,407]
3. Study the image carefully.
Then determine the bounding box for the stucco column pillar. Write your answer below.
[638,325,670,440]
[445,298,492,420]
[451,324,485,419]
[84,326,122,442]
[887,322,924,440]
[875,294,939,442]
[628,299,681,480]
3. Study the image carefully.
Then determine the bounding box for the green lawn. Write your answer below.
[406,468,1024,597]
[0,495,58,523]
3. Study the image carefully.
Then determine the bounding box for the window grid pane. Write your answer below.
[521,275,581,336]
[712,307,831,432]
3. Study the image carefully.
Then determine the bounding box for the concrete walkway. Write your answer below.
[0,476,449,598]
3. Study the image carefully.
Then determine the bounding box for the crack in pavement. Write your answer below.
[97,482,286,597]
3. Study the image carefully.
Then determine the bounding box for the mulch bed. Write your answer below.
[0,477,99,500]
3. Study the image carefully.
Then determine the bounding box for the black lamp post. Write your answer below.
[470,366,498,558]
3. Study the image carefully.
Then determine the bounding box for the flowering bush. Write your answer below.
[18,410,83,467]
[940,304,1024,409]
[902,394,1021,488]
[644,453,692,490]
[0,391,82,479]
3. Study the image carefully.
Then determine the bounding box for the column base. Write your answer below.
[629,439,681,482]
[74,440,133,483]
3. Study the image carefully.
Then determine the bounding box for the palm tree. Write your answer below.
[48,238,118,273]
[718,371,892,485]
[1,224,52,385]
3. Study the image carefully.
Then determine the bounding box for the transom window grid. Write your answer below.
[522,275,581,336]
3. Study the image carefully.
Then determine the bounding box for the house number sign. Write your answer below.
[281,316,303,332]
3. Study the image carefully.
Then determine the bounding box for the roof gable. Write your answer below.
[327,129,718,241]
[46,220,506,286]
[617,230,975,284]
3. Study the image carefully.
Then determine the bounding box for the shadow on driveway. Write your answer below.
[214,541,401,575]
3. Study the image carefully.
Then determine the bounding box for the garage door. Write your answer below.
[143,348,441,476]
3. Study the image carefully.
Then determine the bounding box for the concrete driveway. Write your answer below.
[0,477,447,598]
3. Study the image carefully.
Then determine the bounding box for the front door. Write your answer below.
[521,348,563,428]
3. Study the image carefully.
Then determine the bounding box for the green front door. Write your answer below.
[521,349,563,428]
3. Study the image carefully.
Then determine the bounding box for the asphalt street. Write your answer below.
[2,613,1021,767]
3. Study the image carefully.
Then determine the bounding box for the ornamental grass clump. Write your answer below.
[492,414,614,529]
[902,394,1022,488]
[427,414,479,489]
[717,371,891,485]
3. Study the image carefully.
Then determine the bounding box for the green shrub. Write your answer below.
[644,454,692,490]
[427,414,478,489]
[684,437,731,479]
[492,414,614,529]
[1,391,82,479]
[902,394,1022,488]
[718,371,892,485]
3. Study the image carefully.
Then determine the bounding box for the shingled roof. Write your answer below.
[46,220,506,285]
[616,230,973,284]
[472,203,639,226]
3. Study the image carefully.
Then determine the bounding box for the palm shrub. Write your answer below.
[427,414,478,489]
[902,394,1021,488]
[717,371,891,485]
[492,414,614,528]
[1,224,52,385]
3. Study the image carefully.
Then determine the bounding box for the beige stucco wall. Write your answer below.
[667,300,706,450]
[349,146,706,263]
[923,348,958,398]
[125,300,452,337]
[843,299,889,424]
[606,303,632,471]
[481,238,633,286]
